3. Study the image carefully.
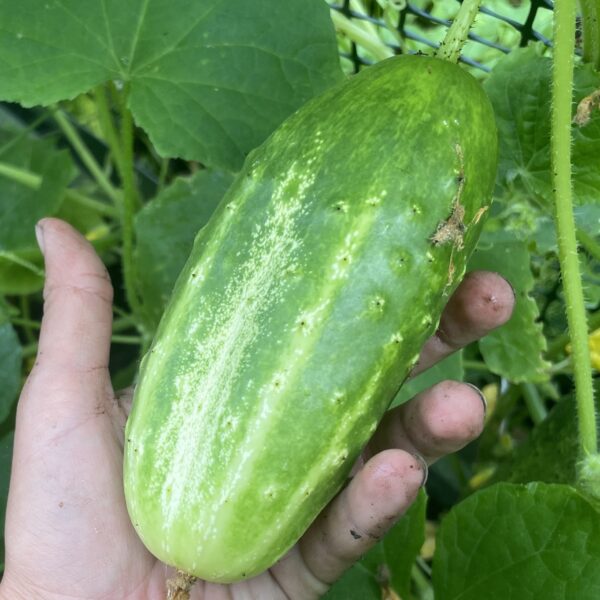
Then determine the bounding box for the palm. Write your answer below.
[0,220,513,600]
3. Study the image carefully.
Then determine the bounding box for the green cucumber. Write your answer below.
[124,55,497,583]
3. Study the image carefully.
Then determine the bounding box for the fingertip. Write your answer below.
[454,270,515,330]
[348,449,425,527]
[404,380,486,458]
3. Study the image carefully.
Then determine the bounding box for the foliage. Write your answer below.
[0,1,599,598]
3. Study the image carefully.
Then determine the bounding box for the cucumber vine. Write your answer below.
[552,0,599,491]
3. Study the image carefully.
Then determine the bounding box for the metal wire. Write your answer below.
[329,0,555,73]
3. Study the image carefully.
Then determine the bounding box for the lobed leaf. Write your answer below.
[433,482,600,600]
[0,0,343,171]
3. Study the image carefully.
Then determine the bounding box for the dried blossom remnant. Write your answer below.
[573,89,600,127]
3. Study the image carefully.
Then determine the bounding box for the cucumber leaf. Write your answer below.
[469,236,550,383]
[0,321,21,425]
[484,46,600,207]
[323,563,381,600]
[384,489,427,599]
[134,169,233,328]
[0,126,74,294]
[433,482,600,600]
[0,0,343,171]
[0,431,13,570]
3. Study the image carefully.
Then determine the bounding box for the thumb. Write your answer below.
[20,218,114,417]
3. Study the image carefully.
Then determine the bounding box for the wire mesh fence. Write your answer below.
[328,0,556,74]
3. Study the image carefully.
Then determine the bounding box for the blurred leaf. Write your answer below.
[0,321,22,425]
[0,129,74,249]
[134,169,233,328]
[0,431,13,570]
[323,563,382,600]
[384,490,427,599]
[391,352,463,409]
[0,0,342,171]
[491,395,579,487]
[0,126,74,293]
[469,236,550,383]
[484,46,600,206]
[433,482,600,600]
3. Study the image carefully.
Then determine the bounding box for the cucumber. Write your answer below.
[124,55,497,583]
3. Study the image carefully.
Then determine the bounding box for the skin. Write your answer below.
[0,219,514,600]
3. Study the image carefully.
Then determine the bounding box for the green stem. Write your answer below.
[112,316,136,333]
[579,0,600,69]
[435,0,482,63]
[520,383,548,425]
[10,316,41,330]
[52,109,121,205]
[463,359,491,372]
[118,86,148,335]
[577,227,600,262]
[330,9,394,61]
[547,310,600,358]
[552,0,597,458]
[94,85,127,181]
[111,334,143,345]
[18,296,36,344]
[63,189,119,218]
[21,342,38,359]
[0,160,118,217]
[0,161,40,188]
[0,251,44,277]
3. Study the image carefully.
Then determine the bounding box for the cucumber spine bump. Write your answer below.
[124,55,498,583]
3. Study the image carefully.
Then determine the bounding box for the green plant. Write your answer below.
[0,0,599,597]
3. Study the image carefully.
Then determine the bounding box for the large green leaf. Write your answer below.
[0,320,21,425]
[433,482,600,600]
[0,126,74,294]
[469,235,550,383]
[0,431,13,570]
[0,0,342,171]
[384,489,427,599]
[484,46,600,206]
[323,563,381,600]
[491,395,579,487]
[134,169,233,328]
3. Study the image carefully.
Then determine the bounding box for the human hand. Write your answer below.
[0,218,514,600]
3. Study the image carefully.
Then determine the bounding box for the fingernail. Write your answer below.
[413,453,429,487]
[466,383,487,418]
[35,222,45,255]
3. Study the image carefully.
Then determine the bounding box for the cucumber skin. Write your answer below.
[124,55,498,583]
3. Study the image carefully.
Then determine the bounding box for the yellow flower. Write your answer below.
[590,328,600,371]
[565,328,600,370]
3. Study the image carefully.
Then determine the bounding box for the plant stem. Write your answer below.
[63,189,119,218]
[0,160,118,217]
[552,0,597,458]
[463,359,491,372]
[520,383,548,425]
[330,9,394,61]
[577,227,600,262]
[579,0,600,69]
[52,109,121,205]
[18,296,36,344]
[435,0,482,63]
[10,316,41,330]
[94,85,127,180]
[547,310,600,358]
[118,85,148,336]
[111,334,143,345]
[0,251,44,277]
[0,161,40,188]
